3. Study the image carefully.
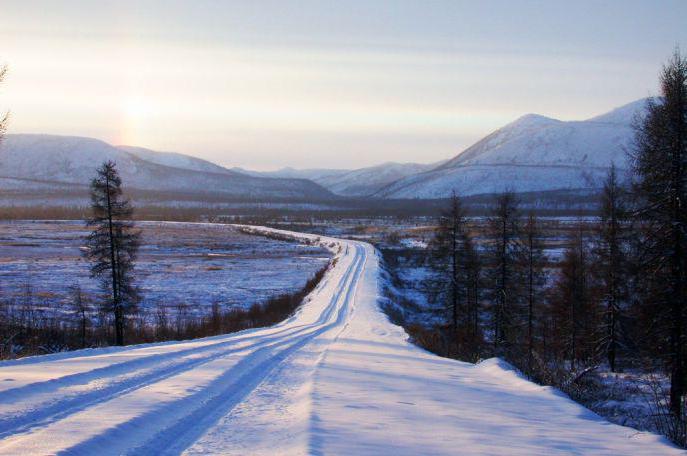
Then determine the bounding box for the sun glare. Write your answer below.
[118,96,153,145]
[122,96,153,120]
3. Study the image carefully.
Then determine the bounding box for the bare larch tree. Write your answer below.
[520,213,547,375]
[487,191,522,357]
[428,192,482,360]
[595,164,629,373]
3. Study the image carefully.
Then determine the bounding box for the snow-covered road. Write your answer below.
[0,227,681,455]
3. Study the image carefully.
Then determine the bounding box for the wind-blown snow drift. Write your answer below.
[0,224,679,455]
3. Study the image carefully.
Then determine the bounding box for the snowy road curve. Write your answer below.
[0,226,681,455]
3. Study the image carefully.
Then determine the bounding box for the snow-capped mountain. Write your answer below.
[0,134,333,201]
[235,166,347,182]
[0,98,651,203]
[238,162,443,197]
[588,98,650,125]
[118,145,236,176]
[313,162,443,196]
[374,99,650,199]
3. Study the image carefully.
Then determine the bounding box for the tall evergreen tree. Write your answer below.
[428,192,483,359]
[84,161,140,346]
[487,191,522,357]
[595,165,629,372]
[549,231,598,369]
[431,193,462,334]
[520,213,547,374]
[632,50,687,416]
[463,232,483,357]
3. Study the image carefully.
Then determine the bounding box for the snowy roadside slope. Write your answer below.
[0,225,680,455]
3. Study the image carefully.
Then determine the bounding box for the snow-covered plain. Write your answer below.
[0,221,330,315]
[0,226,680,455]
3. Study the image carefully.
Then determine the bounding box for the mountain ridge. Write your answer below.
[0,134,335,202]
[235,160,445,196]
[374,98,650,199]
[0,98,654,203]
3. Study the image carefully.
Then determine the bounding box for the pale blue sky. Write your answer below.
[1,1,685,169]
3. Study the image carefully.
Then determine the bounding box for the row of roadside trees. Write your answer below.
[427,51,686,442]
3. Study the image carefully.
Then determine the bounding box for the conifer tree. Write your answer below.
[487,191,522,357]
[84,161,140,346]
[428,192,483,359]
[548,231,598,369]
[632,50,687,416]
[520,213,547,374]
[595,165,629,372]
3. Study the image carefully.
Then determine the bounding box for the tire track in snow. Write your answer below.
[129,244,366,456]
[154,243,367,456]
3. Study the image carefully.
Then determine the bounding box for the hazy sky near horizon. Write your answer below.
[1,1,686,170]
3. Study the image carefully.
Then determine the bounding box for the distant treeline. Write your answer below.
[0,188,604,222]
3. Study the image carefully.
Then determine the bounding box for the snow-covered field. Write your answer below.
[0,221,330,315]
[0,226,679,455]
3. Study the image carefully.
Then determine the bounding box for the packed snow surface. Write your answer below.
[0,226,679,455]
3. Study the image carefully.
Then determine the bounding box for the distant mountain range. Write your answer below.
[118,145,236,176]
[238,98,648,199]
[0,135,333,202]
[234,161,445,196]
[0,98,650,206]
[373,99,648,199]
